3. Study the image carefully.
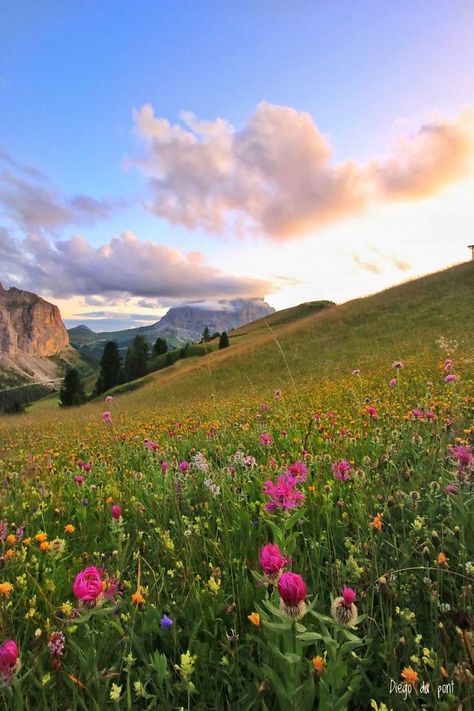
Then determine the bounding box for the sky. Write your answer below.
[1,0,473,331]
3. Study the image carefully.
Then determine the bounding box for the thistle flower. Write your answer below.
[259,543,288,583]
[331,586,358,627]
[277,571,307,620]
[259,432,273,446]
[331,459,352,482]
[444,373,457,383]
[102,411,112,424]
[111,504,122,520]
[263,475,304,512]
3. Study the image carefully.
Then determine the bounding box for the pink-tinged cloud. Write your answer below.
[0,229,272,301]
[132,102,474,240]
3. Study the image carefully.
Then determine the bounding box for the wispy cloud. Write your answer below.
[132,102,474,240]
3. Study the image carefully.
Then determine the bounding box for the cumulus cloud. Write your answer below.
[0,149,123,232]
[132,102,474,240]
[1,229,272,302]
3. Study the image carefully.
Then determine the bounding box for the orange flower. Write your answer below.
[39,541,50,552]
[308,485,316,494]
[437,552,449,566]
[401,666,418,685]
[23,537,31,545]
[370,513,383,531]
[68,674,86,689]
[5,550,14,560]
[35,532,48,543]
[6,535,16,546]
[0,582,14,597]
[131,591,145,606]
[247,612,260,627]
[312,655,326,675]
[106,496,113,504]
[64,524,75,534]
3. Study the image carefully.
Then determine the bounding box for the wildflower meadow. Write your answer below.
[0,349,473,709]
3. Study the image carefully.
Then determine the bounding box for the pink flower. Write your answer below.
[286,460,308,483]
[259,432,273,446]
[102,411,112,424]
[389,378,397,388]
[260,544,288,580]
[341,586,357,607]
[111,504,122,520]
[263,475,304,512]
[444,359,453,371]
[332,459,352,482]
[451,445,472,467]
[366,405,378,418]
[278,572,307,619]
[83,463,92,473]
[391,360,404,369]
[74,475,84,486]
[444,373,457,383]
[411,409,424,419]
[0,640,19,683]
[77,459,84,469]
[444,483,459,495]
[425,410,435,421]
[161,460,169,473]
[143,439,158,452]
[105,395,114,403]
[260,402,269,412]
[73,566,103,602]
[179,460,189,473]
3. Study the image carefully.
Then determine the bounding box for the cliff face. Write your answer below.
[0,284,70,358]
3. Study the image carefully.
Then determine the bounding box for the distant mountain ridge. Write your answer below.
[69,298,275,358]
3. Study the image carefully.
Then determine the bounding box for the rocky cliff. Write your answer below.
[0,283,70,356]
[0,284,74,388]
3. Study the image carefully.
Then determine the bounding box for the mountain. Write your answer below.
[0,283,78,397]
[69,298,275,358]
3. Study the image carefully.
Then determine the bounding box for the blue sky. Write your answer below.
[1,1,473,329]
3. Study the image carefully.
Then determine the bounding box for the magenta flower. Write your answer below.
[341,586,357,607]
[83,463,92,473]
[161,460,169,473]
[444,483,459,495]
[444,359,453,371]
[105,395,114,403]
[411,409,424,419]
[259,432,273,446]
[77,459,84,469]
[73,566,103,603]
[0,640,19,683]
[179,460,189,473]
[366,405,378,417]
[278,572,307,619]
[74,475,84,486]
[425,410,435,421]
[389,378,397,387]
[102,411,112,424]
[111,504,122,520]
[286,460,308,483]
[260,544,288,581]
[263,475,304,512]
[444,373,457,383]
[451,445,472,467]
[332,459,352,482]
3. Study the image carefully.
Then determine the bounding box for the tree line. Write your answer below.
[59,329,230,407]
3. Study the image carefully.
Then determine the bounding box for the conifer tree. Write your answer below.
[219,331,230,349]
[95,341,121,394]
[59,369,86,407]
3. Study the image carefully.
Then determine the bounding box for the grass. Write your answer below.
[0,263,472,710]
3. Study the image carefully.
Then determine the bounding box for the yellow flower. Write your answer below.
[64,524,75,534]
[401,666,418,685]
[312,655,326,675]
[0,582,14,597]
[109,683,122,702]
[437,552,449,566]
[247,612,260,627]
[131,591,145,606]
[208,575,221,594]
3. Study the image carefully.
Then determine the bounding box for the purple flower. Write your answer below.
[444,374,457,383]
[259,432,273,446]
[444,483,459,495]
[160,614,173,629]
[286,460,308,483]
[179,460,189,473]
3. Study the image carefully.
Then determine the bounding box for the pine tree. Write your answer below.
[59,369,86,407]
[95,341,121,394]
[124,335,149,381]
[202,326,211,342]
[219,331,230,349]
[153,337,168,356]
